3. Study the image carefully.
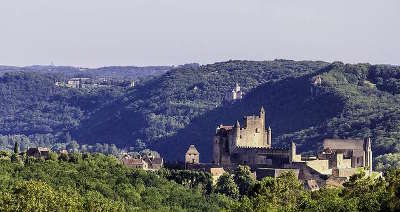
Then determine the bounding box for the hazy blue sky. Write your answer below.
[1,0,399,67]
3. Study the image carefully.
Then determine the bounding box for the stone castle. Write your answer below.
[186,106,376,189]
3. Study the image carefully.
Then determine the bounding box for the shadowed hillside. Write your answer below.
[152,73,343,162]
[74,60,328,150]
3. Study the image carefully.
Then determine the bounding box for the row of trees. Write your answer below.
[0,152,230,211]
[2,153,400,211]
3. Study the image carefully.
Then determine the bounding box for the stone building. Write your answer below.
[310,76,323,97]
[185,145,200,164]
[286,138,373,187]
[121,158,149,169]
[27,147,50,159]
[213,107,274,167]
[120,154,163,171]
[225,83,243,101]
[208,107,375,189]
[66,78,91,88]
[321,138,372,174]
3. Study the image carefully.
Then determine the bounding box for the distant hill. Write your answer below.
[1,60,400,169]
[0,65,172,80]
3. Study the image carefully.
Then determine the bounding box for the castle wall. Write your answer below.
[351,150,365,168]
[289,162,327,186]
[212,136,220,164]
[333,168,360,178]
[335,154,352,169]
[256,168,299,180]
[306,160,330,174]
[185,153,199,164]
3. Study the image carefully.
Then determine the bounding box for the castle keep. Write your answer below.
[213,107,277,167]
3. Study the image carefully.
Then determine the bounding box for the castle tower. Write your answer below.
[232,90,237,100]
[185,145,200,164]
[267,126,272,146]
[233,120,241,150]
[235,83,240,92]
[213,127,222,164]
[289,142,301,163]
[364,137,373,174]
[260,106,265,131]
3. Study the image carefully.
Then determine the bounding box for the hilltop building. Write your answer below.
[66,78,91,88]
[310,76,323,97]
[225,83,243,101]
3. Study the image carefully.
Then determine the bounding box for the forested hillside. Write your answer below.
[1,60,400,171]
[0,72,123,135]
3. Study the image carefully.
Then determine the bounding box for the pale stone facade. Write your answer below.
[185,145,200,164]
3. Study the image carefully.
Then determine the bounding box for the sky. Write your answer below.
[0,0,399,67]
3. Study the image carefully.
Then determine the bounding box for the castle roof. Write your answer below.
[219,125,233,130]
[149,157,164,165]
[323,139,365,151]
[143,157,164,167]
[37,147,49,152]
[120,158,147,166]
[186,145,200,155]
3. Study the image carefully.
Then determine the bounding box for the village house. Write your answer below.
[120,153,164,171]
[26,147,50,159]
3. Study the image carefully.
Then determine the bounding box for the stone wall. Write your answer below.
[306,159,330,174]
[335,168,360,178]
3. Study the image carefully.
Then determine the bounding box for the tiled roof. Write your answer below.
[37,147,49,152]
[186,145,199,154]
[323,139,365,150]
[121,158,144,165]
[219,125,233,130]
[151,157,163,165]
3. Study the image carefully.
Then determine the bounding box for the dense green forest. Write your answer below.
[1,60,400,171]
[1,152,400,211]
